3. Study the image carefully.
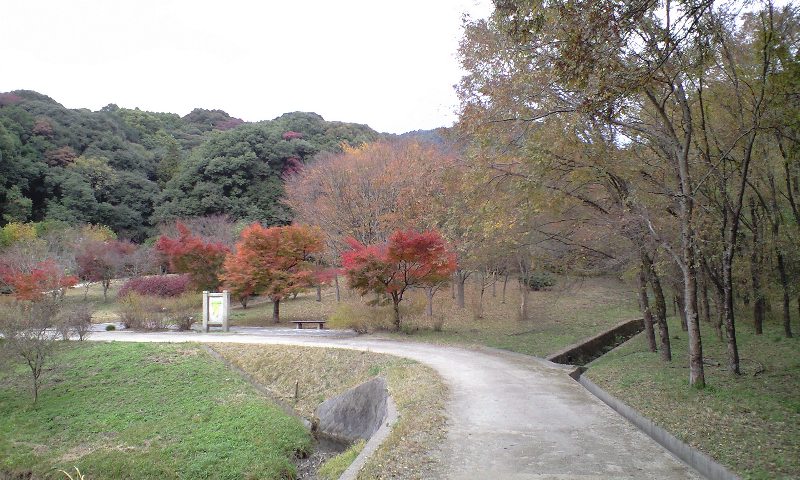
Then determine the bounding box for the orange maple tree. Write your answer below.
[222,224,324,322]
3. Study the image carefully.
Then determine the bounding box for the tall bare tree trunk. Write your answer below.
[768,172,792,338]
[502,272,509,304]
[272,299,280,323]
[674,289,688,332]
[750,198,765,335]
[676,82,704,388]
[392,293,401,330]
[455,270,468,309]
[518,279,529,321]
[426,287,434,317]
[475,270,487,319]
[777,255,792,338]
[316,285,322,302]
[636,263,657,353]
[334,275,341,302]
[643,252,671,362]
[699,271,711,326]
[700,258,724,341]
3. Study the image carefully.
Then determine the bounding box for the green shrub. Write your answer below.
[105,324,116,331]
[318,440,366,480]
[159,293,200,331]
[522,271,556,291]
[118,293,200,331]
[118,293,167,330]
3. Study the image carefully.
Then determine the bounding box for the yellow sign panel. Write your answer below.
[209,297,224,324]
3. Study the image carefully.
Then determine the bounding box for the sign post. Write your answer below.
[202,290,230,332]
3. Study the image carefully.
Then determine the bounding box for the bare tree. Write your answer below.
[0,299,62,403]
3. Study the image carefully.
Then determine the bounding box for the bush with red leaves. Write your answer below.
[118,274,190,298]
[282,131,304,140]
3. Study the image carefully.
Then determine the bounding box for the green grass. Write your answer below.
[379,275,641,357]
[0,342,311,479]
[227,275,640,357]
[317,440,365,480]
[212,344,448,479]
[586,316,800,480]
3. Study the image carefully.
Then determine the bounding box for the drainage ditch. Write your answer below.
[546,318,644,366]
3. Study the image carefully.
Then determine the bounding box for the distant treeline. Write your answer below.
[0,90,381,241]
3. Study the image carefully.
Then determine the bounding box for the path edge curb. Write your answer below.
[339,395,398,480]
[571,368,741,480]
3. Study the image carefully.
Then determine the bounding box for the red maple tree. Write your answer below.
[222,224,324,322]
[155,222,230,291]
[0,259,78,302]
[342,229,456,329]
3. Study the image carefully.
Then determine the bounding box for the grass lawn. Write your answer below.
[230,275,641,357]
[381,276,640,356]
[0,342,311,480]
[586,316,800,480]
[211,344,448,480]
[67,275,640,359]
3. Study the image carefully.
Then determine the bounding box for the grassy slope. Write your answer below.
[0,343,311,480]
[212,344,448,480]
[382,276,640,356]
[231,275,641,357]
[586,316,800,480]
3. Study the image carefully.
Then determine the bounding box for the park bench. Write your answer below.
[291,320,327,330]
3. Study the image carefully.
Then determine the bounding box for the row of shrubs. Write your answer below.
[117,292,198,331]
[116,275,198,331]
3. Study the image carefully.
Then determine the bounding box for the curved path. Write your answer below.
[89,329,700,479]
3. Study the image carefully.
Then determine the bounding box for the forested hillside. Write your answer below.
[0,90,380,240]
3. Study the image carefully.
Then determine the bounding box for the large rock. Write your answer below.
[315,376,388,442]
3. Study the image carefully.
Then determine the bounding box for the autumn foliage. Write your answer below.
[118,275,191,298]
[284,139,456,248]
[342,229,456,329]
[222,224,324,322]
[75,239,136,300]
[155,222,230,291]
[0,259,78,301]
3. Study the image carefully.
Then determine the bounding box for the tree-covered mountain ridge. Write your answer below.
[0,90,382,240]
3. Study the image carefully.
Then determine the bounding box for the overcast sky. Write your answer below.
[2,0,493,134]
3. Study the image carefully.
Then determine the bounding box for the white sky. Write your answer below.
[2,0,493,134]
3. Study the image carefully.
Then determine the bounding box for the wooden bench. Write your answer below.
[291,320,327,330]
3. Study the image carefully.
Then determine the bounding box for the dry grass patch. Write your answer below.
[226,275,640,358]
[211,344,448,479]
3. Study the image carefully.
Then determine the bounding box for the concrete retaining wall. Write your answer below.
[576,373,741,480]
[547,318,644,365]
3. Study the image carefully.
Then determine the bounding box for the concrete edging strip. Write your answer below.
[338,395,398,480]
[576,374,741,480]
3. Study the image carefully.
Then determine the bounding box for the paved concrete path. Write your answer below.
[88,329,700,479]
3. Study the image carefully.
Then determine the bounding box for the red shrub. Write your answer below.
[118,275,190,298]
[282,131,304,140]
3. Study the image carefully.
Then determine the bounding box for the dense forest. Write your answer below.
[0,90,380,241]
